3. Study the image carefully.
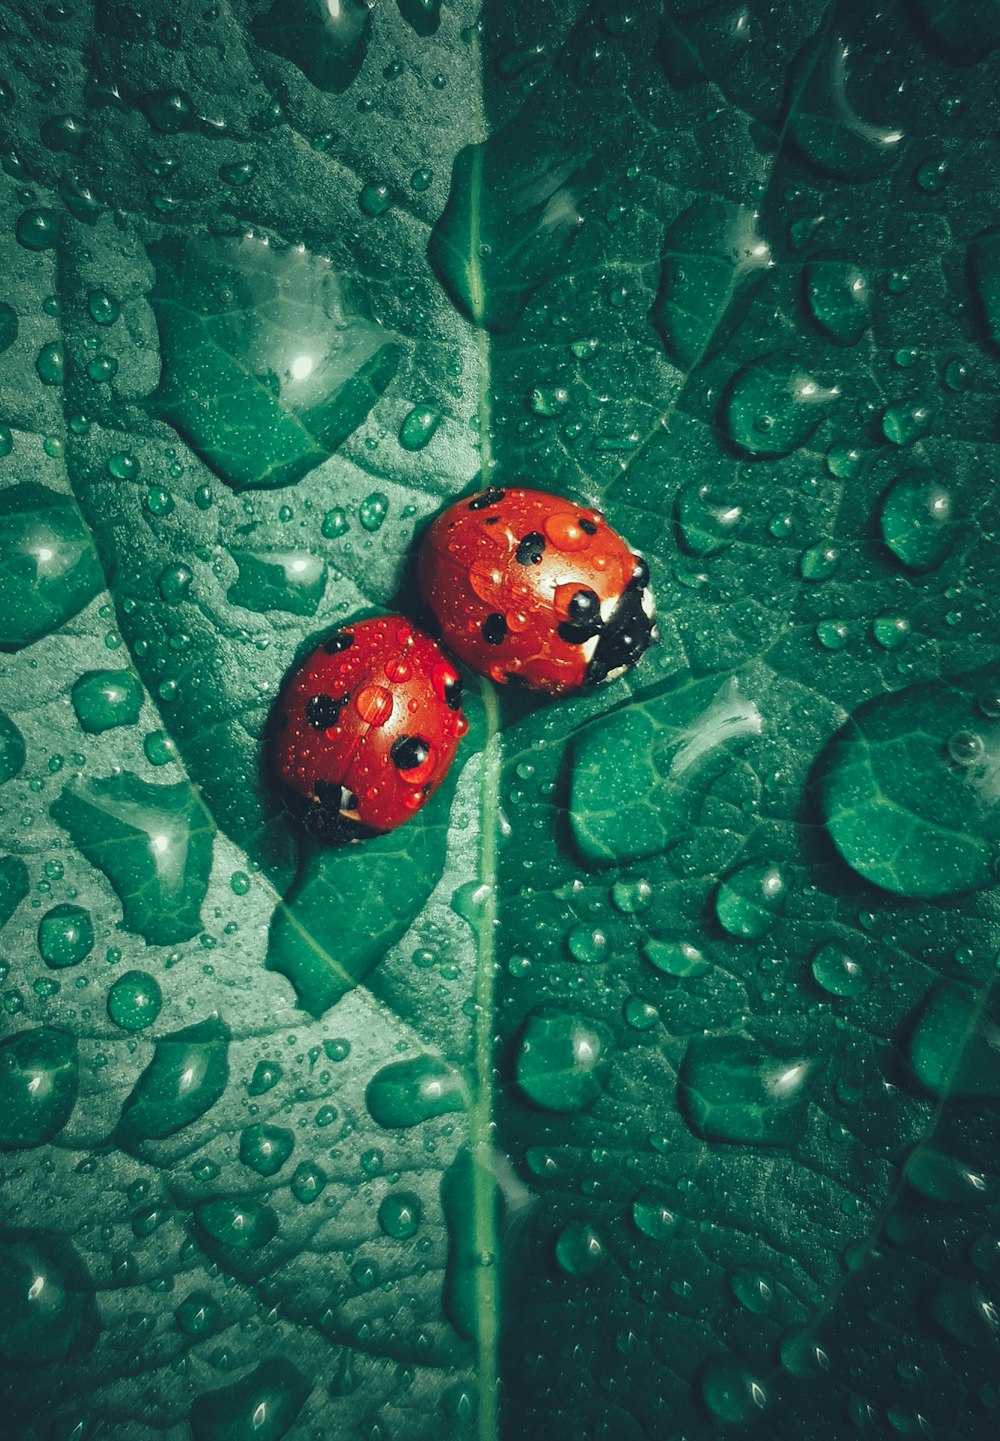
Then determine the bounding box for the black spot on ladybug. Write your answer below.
[391,735,431,771]
[558,589,602,644]
[568,588,600,624]
[482,613,507,645]
[468,488,506,511]
[443,673,463,711]
[323,630,354,655]
[504,672,527,686]
[578,517,598,535]
[515,531,546,565]
[306,692,348,730]
[484,516,501,525]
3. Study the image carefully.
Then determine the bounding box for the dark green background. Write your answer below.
[1,0,1000,1437]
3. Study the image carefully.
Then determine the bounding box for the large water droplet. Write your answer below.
[0,1027,78,1148]
[70,669,143,734]
[106,970,162,1030]
[515,1008,610,1112]
[194,1196,279,1253]
[0,1232,97,1362]
[227,549,327,616]
[714,860,785,940]
[699,1356,768,1423]
[570,675,763,866]
[675,482,743,556]
[907,982,1000,1099]
[115,1015,231,1152]
[819,676,1000,897]
[787,33,904,180]
[251,0,371,92]
[554,1221,606,1276]
[679,1032,812,1146]
[365,1056,467,1129]
[0,855,29,929]
[0,485,103,651]
[378,1191,422,1239]
[50,771,215,944]
[240,1123,294,1177]
[805,259,871,344]
[880,469,954,572]
[147,233,399,490]
[650,198,771,369]
[724,355,838,458]
[429,132,591,332]
[37,903,94,968]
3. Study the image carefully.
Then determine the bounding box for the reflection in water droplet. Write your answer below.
[0,1027,78,1148]
[714,861,785,939]
[366,1056,467,1128]
[725,355,838,458]
[554,1221,606,1276]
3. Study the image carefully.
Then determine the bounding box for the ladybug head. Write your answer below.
[583,554,657,686]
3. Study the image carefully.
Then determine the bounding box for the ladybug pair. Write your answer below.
[272,486,658,841]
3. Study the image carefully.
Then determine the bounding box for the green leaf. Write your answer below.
[5,0,1000,1438]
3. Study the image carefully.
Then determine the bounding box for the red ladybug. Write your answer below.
[418,486,657,693]
[273,616,467,841]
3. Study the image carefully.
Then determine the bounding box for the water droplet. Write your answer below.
[631,1187,678,1240]
[871,613,910,650]
[0,485,103,650]
[227,549,327,617]
[675,482,743,556]
[107,970,162,1030]
[515,1008,609,1112]
[650,198,771,369]
[50,771,215,945]
[399,402,442,451]
[15,207,60,251]
[0,1027,78,1148]
[176,1288,223,1338]
[115,1015,230,1152]
[699,1356,768,1422]
[882,399,933,446]
[643,938,709,977]
[70,669,143,734]
[679,1032,812,1146]
[907,982,1000,1098]
[787,33,904,181]
[378,1191,422,1239]
[87,288,120,326]
[365,1056,467,1128]
[610,878,651,914]
[239,1122,294,1177]
[38,904,94,969]
[147,233,399,490]
[799,543,839,582]
[805,260,871,344]
[190,1355,310,1441]
[358,492,389,532]
[819,676,1000,897]
[554,1221,606,1276]
[0,1232,97,1362]
[715,861,785,940]
[252,0,372,92]
[728,1267,774,1314]
[566,923,608,965]
[810,942,866,997]
[725,355,837,458]
[290,1161,326,1204]
[880,469,954,571]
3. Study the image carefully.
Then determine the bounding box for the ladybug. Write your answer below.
[273,616,467,841]
[418,486,657,693]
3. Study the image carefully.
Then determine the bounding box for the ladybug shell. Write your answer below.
[273,616,467,841]
[418,486,657,694]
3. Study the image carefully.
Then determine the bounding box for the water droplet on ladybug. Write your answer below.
[355,684,394,725]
